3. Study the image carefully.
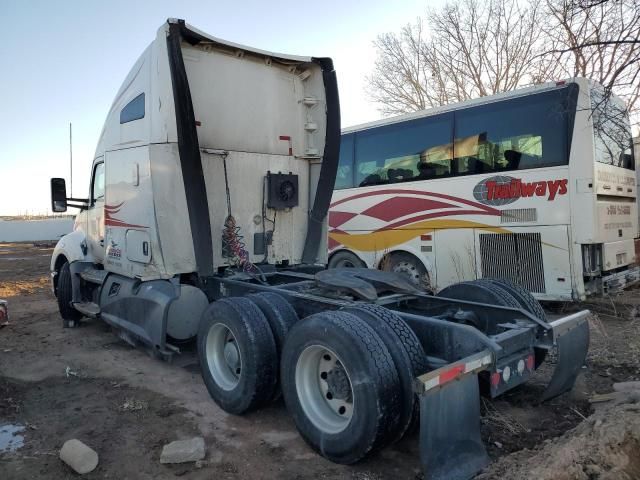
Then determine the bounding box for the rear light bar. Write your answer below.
[416,350,493,393]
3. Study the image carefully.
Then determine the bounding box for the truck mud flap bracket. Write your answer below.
[416,350,492,480]
[540,310,590,401]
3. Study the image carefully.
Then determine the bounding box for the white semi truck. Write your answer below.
[50,19,590,480]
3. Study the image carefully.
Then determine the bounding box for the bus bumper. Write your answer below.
[602,264,640,293]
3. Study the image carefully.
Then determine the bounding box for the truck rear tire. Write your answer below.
[198,297,277,414]
[437,280,521,332]
[247,292,299,400]
[478,279,548,367]
[281,310,401,464]
[479,279,547,322]
[247,292,298,354]
[341,303,428,442]
[57,262,82,327]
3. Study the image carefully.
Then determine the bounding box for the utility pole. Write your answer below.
[69,122,73,198]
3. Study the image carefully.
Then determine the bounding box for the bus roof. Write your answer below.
[344,78,591,135]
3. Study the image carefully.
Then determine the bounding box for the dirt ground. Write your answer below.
[0,242,639,479]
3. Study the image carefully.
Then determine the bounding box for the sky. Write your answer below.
[0,0,432,216]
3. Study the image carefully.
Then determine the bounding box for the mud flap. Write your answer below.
[541,312,590,401]
[417,351,492,480]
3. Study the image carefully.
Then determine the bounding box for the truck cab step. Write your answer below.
[79,269,108,285]
[73,302,101,317]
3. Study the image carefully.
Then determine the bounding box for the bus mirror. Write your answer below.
[51,178,68,212]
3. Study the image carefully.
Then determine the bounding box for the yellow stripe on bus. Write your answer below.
[329,219,509,252]
[329,219,567,252]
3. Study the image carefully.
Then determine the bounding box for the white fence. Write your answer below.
[0,218,74,242]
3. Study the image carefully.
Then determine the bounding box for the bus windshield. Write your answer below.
[591,87,635,170]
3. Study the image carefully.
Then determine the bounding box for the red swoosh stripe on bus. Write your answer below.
[380,209,498,231]
[361,197,455,222]
[329,189,500,214]
[329,190,500,229]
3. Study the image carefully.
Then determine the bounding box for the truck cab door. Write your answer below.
[87,161,106,263]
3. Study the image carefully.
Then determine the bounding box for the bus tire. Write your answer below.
[383,252,430,291]
[281,310,401,464]
[57,262,82,327]
[342,303,428,441]
[328,251,366,269]
[198,297,277,414]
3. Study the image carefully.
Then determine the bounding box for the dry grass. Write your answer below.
[0,276,50,298]
[481,398,529,435]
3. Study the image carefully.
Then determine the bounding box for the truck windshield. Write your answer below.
[591,87,635,170]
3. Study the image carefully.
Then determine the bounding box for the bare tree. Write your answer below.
[368,0,639,132]
[367,0,556,116]
[545,0,640,130]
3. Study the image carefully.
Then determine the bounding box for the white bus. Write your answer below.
[329,78,639,301]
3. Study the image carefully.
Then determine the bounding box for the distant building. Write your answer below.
[0,217,74,242]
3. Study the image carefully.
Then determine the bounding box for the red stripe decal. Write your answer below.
[330,189,500,215]
[377,209,497,232]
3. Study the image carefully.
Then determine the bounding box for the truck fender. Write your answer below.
[50,230,94,297]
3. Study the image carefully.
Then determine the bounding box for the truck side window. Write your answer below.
[92,163,105,203]
[120,93,145,124]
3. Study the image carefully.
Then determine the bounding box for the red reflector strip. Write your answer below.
[439,364,465,384]
[490,372,501,387]
[420,234,432,241]
[417,350,493,393]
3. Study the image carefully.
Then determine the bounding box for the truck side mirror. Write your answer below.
[51,178,68,212]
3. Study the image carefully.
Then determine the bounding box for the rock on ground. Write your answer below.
[160,437,206,464]
[59,439,99,474]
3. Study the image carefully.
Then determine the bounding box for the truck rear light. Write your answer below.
[526,354,535,371]
[490,372,501,387]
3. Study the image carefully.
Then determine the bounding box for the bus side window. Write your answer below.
[335,134,355,189]
[354,113,453,186]
[454,87,570,172]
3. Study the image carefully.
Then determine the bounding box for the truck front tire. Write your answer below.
[56,262,82,327]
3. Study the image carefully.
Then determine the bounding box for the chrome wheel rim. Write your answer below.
[393,261,421,285]
[206,323,242,391]
[295,345,354,434]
